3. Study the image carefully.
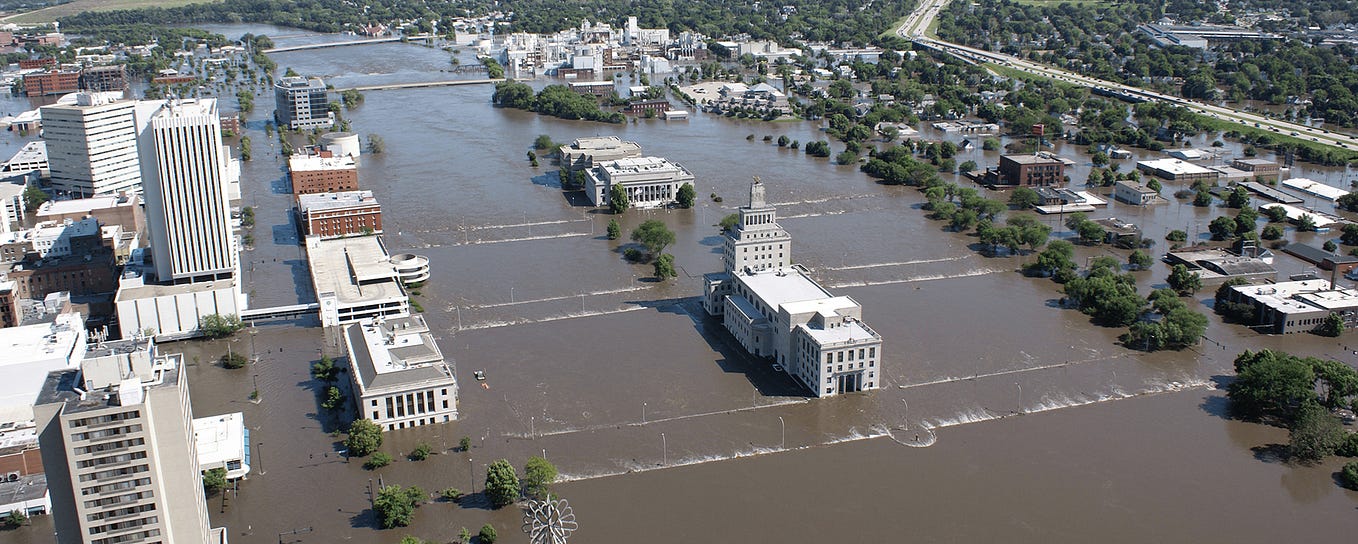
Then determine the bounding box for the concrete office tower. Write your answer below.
[34,339,224,544]
[40,92,141,197]
[274,76,334,130]
[135,99,235,284]
[723,179,792,273]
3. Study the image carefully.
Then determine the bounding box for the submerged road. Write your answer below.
[898,0,1358,153]
[263,35,431,53]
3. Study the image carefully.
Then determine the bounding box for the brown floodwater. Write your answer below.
[5,24,1358,543]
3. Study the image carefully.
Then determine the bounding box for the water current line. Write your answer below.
[825,267,1009,288]
[766,194,879,207]
[472,286,649,309]
[822,255,971,271]
[513,398,810,440]
[457,306,648,331]
[470,217,589,231]
[423,232,589,248]
[895,353,1129,389]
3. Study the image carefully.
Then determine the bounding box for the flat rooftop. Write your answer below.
[36,194,134,217]
[289,154,357,172]
[345,316,454,393]
[35,353,183,415]
[600,156,690,176]
[114,273,238,302]
[1282,178,1348,202]
[0,473,47,505]
[298,190,379,213]
[567,136,640,152]
[1239,181,1303,204]
[0,313,83,425]
[307,236,406,305]
[1003,154,1064,165]
[193,412,246,468]
[3,140,45,167]
[1138,158,1216,176]
[1259,203,1345,228]
[800,319,879,346]
[738,267,835,310]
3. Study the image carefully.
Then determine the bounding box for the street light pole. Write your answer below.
[1015,382,1023,414]
[661,433,667,466]
[468,458,474,493]
[256,442,264,475]
[778,416,785,450]
[642,402,647,424]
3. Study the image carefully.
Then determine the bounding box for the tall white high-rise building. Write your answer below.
[40,92,142,197]
[34,339,225,543]
[134,99,235,284]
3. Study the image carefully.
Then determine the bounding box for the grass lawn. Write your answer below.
[4,0,217,24]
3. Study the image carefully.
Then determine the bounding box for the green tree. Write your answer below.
[631,220,676,258]
[1324,240,1339,253]
[1227,350,1318,422]
[1264,206,1289,223]
[311,356,338,382]
[606,219,621,240]
[320,386,343,410]
[1193,190,1213,207]
[22,183,48,211]
[400,537,428,544]
[1128,249,1153,271]
[1225,187,1251,209]
[1317,313,1345,337]
[1208,216,1237,240]
[1338,192,1358,213]
[1024,239,1076,279]
[677,183,696,208]
[484,460,520,508]
[1298,214,1318,232]
[1008,187,1041,209]
[365,451,393,470]
[199,313,244,338]
[458,436,471,452]
[2,510,26,529]
[653,253,677,279]
[719,214,739,232]
[479,524,498,544]
[367,134,385,154]
[1261,224,1283,240]
[1342,224,1358,246]
[1167,264,1202,295]
[982,138,1000,151]
[522,456,557,499]
[345,419,383,457]
[458,527,472,544]
[1342,461,1358,490]
[1166,230,1187,242]
[608,185,629,214]
[1289,402,1346,463]
[440,487,463,502]
[202,467,227,494]
[374,484,423,529]
[410,442,432,461]
[221,352,247,369]
[533,134,556,150]
[777,135,790,147]
[1078,221,1106,245]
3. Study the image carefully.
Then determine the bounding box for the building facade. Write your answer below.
[35,340,223,544]
[585,156,693,208]
[1231,158,1279,179]
[79,66,127,93]
[1223,279,1358,334]
[41,94,142,197]
[274,76,334,130]
[307,235,410,327]
[289,154,359,195]
[701,180,884,397]
[297,191,382,239]
[23,70,80,96]
[1113,179,1160,205]
[344,316,458,431]
[997,155,1065,187]
[135,99,235,284]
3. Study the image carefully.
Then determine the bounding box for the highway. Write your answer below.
[895,0,1358,154]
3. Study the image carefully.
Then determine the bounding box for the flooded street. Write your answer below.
[5,23,1358,542]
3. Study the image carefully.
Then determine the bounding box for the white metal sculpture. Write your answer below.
[522,496,578,544]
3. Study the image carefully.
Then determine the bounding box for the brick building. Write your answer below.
[17,58,54,70]
[0,280,18,328]
[996,155,1065,186]
[22,70,80,96]
[297,191,383,239]
[6,249,118,300]
[626,99,671,114]
[289,153,359,195]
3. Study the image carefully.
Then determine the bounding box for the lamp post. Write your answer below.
[642,402,647,424]
[468,458,474,493]
[778,416,785,450]
[252,374,259,402]
[1015,382,1023,414]
[530,416,535,439]
[256,442,264,475]
[661,433,667,466]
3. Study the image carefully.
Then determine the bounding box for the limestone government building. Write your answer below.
[702,179,883,397]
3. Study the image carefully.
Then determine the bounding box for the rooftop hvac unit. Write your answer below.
[6,472,20,482]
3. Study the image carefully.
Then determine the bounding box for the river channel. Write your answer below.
[5,23,1358,542]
